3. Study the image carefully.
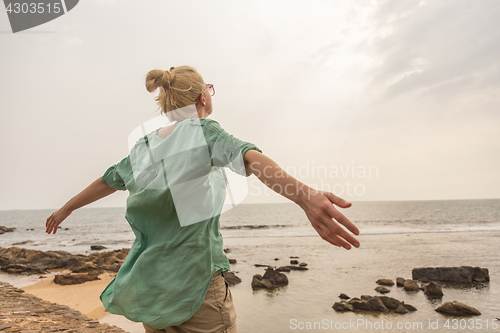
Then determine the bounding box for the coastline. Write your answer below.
[22,271,116,320]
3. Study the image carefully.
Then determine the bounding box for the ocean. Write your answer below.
[1,199,499,332]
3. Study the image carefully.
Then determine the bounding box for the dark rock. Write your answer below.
[375,286,390,294]
[376,279,395,286]
[254,264,272,267]
[274,258,279,260]
[290,256,299,258]
[412,266,489,285]
[435,301,481,316]
[360,295,372,301]
[290,260,299,265]
[396,277,406,287]
[299,262,307,267]
[404,303,417,312]
[368,297,389,312]
[339,293,350,300]
[349,299,371,311]
[333,302,354,312]
[53,273,100,285]
[223,272,241,286]
[278,265,308,271]
[1,264,46,274]
[0,226,16,234]
[251,267,288,289]
[275,267,290,272]
[395,304,409,314]
[223,248,230,253]
[90,245,107,251]
[422,282,443,299]
[403,279,420,292]
[379,296,402,310]
[228,258,237,264]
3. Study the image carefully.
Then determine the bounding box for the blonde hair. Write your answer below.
[145,66,205,114]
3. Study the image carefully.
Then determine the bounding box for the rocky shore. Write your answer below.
[0,281,126,332]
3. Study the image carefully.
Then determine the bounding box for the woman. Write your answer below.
[46,66,360,333]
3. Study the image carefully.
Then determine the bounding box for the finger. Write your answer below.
[311,222,341,247]
[322,203,359,236]
[325,192,351,209]
[317,212,360,248]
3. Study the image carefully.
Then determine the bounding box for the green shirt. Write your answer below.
[99,118,261,329]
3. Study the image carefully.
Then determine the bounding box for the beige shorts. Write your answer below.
[143,270,237,333]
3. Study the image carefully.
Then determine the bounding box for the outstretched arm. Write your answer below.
[45,178,117,234]
[244,150,360,250]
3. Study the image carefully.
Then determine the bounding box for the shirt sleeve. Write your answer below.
[101,156,129,191]
[202,119,262,177]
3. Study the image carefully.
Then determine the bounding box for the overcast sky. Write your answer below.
[1,0,499,210]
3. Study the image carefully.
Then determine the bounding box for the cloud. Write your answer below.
[365,0,500,100]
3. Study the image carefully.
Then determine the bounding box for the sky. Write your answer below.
[0,0,499,210]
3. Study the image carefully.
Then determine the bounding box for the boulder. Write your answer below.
[348,299,371,311]
[412,266,489,285]
[403,280,420,292]
[251,267,288,289]
[277,265,308,271]
[422,282,443,299]
[435,301,481,316]
[375,286,390,294]
[0,226,16,234]
[333,302,354,312]
[339,293,350,300]
[379,296,402,310]
[368,297,389,312]
[290,260,299,265]
[228,258,237,264]
[376,279,395,286]
[396,277,406,287]
[299,262,308,267]
[404,303,417,312]
[90,245,107,251]
[223,272,241,286]
[1,264,46,274]
[53,273,100,285]
[395,304,409,314]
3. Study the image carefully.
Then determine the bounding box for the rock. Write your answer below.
[299,262,307,267]
[290,256,299,258]
[0,247,129,275]
[53,273,100,285]
[412,266,489,285]
[395,304,409,314]
[254,264,272,267]
[275,267,290,272]
[348,299,371,311]
[339,293,350,300]
[368,297,389,312]
[251,267,288,289]
[274,258,279,260]
[228,258,237,264]
[396,277,406,287]
[90,245,107,251]
[404,303,417,312]
[379,296,402,310]
[277,265,308,271]
[435,301,481,316]
[376,279,395,286]
[333,302,354,312]
[223,272,241,286]
[1,264,46,274]
[290,260,299,265]
[403,279,420,292]
[375,286,390,294]
[0,226,16,234]
[422,282,443,299]
[223,248,230,253]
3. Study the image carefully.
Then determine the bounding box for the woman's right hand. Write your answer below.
[46,206,72,234]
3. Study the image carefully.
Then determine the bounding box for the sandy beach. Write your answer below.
[23,272,116,320]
